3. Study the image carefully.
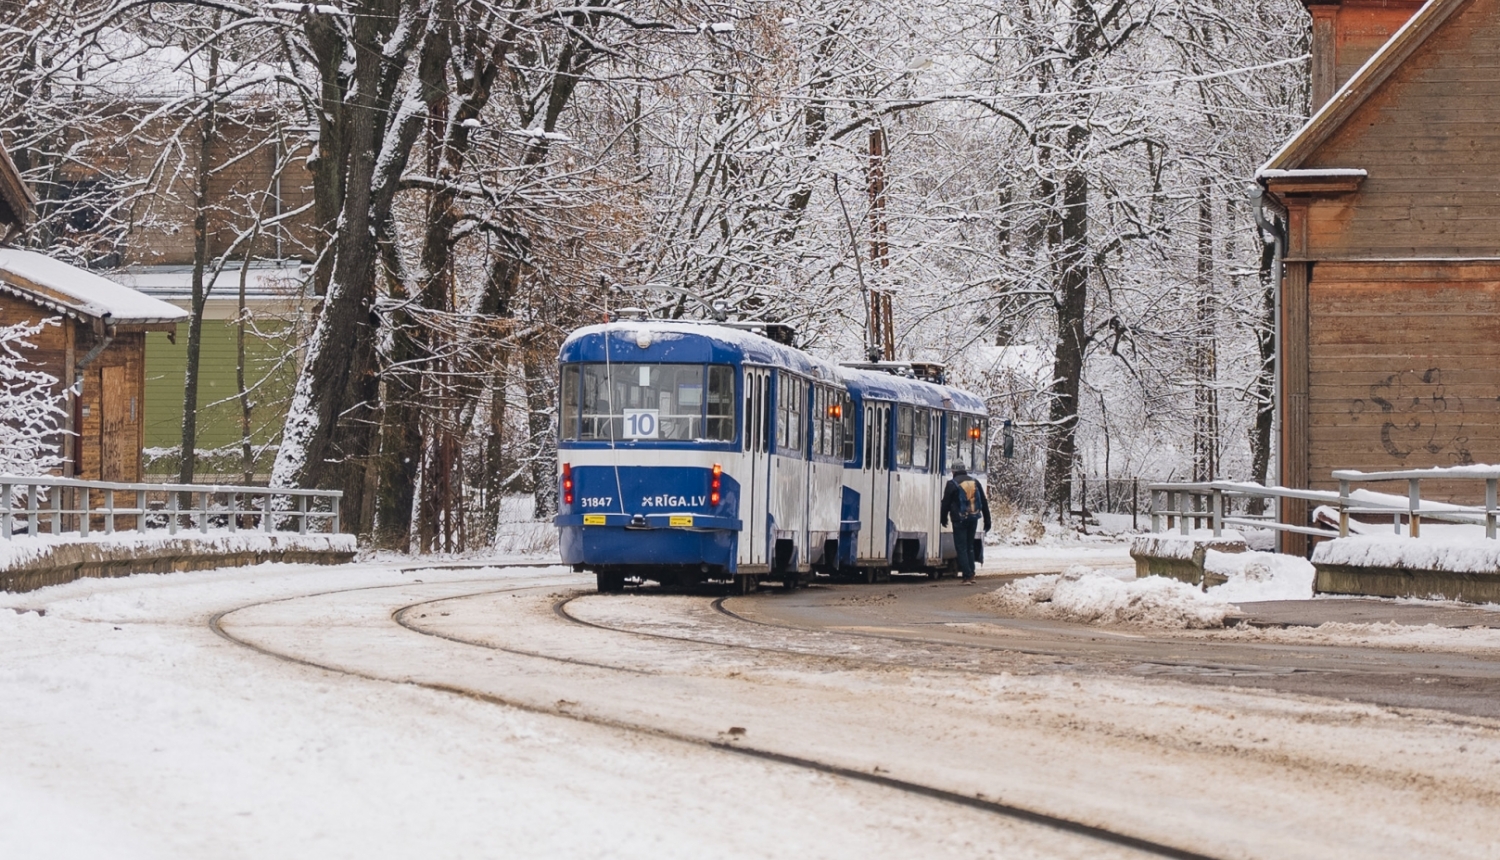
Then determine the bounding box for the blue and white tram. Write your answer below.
[554,318,844,593]
[837,364,990,580]
[553,316,993,593]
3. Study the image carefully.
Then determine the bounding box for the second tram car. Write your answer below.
[554,315,992,593]
[838,365,989,580]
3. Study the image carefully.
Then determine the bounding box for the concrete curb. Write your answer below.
[1314,562,1500,604]
[1129,534,1246,587]
[0,537,356,593]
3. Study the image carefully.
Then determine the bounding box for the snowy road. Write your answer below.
[731,581,1500,717]
[5,560,1500,858]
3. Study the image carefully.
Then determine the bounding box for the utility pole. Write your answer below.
[1193,176,1219,483]
[867,126,894,361]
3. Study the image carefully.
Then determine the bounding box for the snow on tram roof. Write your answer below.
[561,320,987,412]
[836,365,986,413]
[561,320,839,379]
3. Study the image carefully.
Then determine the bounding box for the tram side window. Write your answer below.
[811,384,841,458]
[761,375,771,452]
[560,365,580,440]
[944,412,961,470]
[819,386,832,457]
[841,395,855,462]
[864,404,874,467]
[706,365,735,441]
[880,404,892,470]
[895,405,914,468]
[931,412,941,471]
[743,375,755,452]
[816,384,828,453]
[827,387,844,458]
[777,375,804,457]
[913,407,930,470]
[945,414,988,472]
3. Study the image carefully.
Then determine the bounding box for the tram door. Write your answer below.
[743,367,771,566]
[870,405,888,561]
[862,402,891,560]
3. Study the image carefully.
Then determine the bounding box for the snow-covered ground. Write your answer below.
[6,546,1500,857]
[0,560,1144,859]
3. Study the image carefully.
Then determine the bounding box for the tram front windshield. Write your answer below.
[562,363,736,442]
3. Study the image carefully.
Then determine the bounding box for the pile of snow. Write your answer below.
[1205,550,1315,602]
[987,565,1235,628]
[1314,534,1500,574]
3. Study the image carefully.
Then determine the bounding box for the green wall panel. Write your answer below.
[144,321,297,451]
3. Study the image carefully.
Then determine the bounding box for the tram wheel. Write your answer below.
[596,572,625,593]
[861,567,876,585]
[733,574,756,595]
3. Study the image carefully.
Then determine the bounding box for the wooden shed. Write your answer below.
[0,139,187,481]
[0,250,187,480]
[1260,0,1500,552]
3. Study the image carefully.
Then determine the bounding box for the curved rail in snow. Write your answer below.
[208,572,1221,860]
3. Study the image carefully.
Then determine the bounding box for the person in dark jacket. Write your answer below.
[940,461,991,584]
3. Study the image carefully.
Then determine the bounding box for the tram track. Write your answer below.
[706,593,1296,678]
[207,572,1225,860]
[551,588,1313,680]
[549,591,1055,674]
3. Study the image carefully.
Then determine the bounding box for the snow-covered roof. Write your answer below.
[105,260,308,302]
[560,319,991,413]
[561,320,841,379]
[1259,0,1459,175]
[68,29,286,103]
[837,365,987,413]
[1255,168,1368,181]
[0,249,188,330]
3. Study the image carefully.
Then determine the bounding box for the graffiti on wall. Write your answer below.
[1349,368,1474,464]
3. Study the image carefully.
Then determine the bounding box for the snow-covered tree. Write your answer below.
[1,0,1314,543]
[0,318,65,476]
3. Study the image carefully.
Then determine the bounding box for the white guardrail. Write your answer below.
[0,475,342,539]
[1149,466,1500,541]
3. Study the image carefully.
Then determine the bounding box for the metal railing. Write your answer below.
[1149,466,1500,542]
[1149,481,1342,539]
[0,475,342,539]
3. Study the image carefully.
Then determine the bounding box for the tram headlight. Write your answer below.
[563,462,574,506]
[711,463,721,506]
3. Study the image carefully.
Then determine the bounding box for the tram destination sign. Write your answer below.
[623,409,658,439]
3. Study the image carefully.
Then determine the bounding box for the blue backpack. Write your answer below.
[956,477,982,521]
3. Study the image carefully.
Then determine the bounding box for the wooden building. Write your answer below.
[0,147,187,481]
[1260,0,1500,551]
[13,56,324,473]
